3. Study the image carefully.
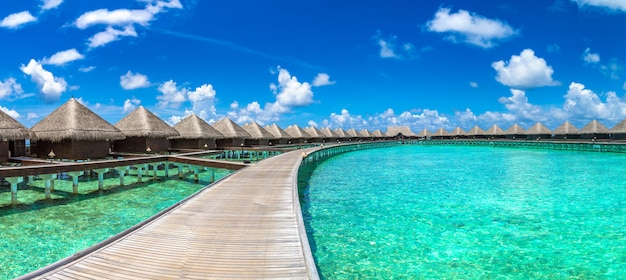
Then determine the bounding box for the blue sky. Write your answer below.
[2,0,626,132]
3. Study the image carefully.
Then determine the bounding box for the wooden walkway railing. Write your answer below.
[20,148,319,280]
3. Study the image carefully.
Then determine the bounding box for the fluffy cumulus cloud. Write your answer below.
[372,31,416,59]
[425,7,517,48]
[20,59,67,102]
[76,0,182,48]
[321,109,369,129]
[42,49,84,66]
[312,73,335,87]
[227,67,326,125]
[123,97,141,113]
[562,82,626,121]
[156,80,187,108]
[1,11,37,29]
[319,108,450,132]
[492,49,559,89]
[187,84,217,117]
[573,0,626,12]
[0,78,25,100]
[120,70,150,90]
[41,0,63,10]
[582,48,600,64]
[0,106,20,119]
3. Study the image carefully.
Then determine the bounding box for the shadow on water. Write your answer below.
[297,159,326,280]
[0,169,214,217]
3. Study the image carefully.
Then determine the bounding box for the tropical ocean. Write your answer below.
[300,145,626,279]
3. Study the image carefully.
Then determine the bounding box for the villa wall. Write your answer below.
[34,140,110,159]
[216,138,244,148]
[170,138,217,150]
[114,137,170,153]
[0,141,8,162]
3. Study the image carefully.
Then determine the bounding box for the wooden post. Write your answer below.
[5,177,23,205]
[114,166,129,186]
[67,171,85,195]
[92,168,110,190]
[39,174,57,200]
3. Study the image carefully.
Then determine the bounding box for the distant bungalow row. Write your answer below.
[2,98,626,162]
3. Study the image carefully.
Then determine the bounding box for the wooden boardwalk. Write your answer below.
[23,148,319,280]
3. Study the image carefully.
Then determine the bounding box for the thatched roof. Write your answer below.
[333,128,347,138]
[242,122,274,139]
[526,122,552,134]
[212,117,252,138]
[319,127,339,138]
[172,114,224,139]
[580,119,609,134]
[610,119,626,133]
[304,126,323,138]
[386,126,416,137]
[31,98,124,142]
[285,125,311,138]
[264,123,291,139]
[484,125,505,135]
[0,109,31,141]
[432,128,448,137]
[371,130,385,137]
[359,129,372,137]
[449,127,466,136]
[416,128,431,137]
[467,126,485,136]
[345,128,360,138]
[553,121,579,135]
[115,106,179,138]
[504,123,526,135]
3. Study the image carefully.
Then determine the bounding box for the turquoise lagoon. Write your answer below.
[0,166,231,279]
[300,145,626,279]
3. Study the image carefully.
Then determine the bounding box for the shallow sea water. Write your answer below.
[0,166,231,279]
[301,145,626,279]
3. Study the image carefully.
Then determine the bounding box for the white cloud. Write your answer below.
[326,109,369,129]
[27,112,39,121]
[573,0,626,12]
[120,71,150,90]
[42,49,84,66]
[187,84,217,117]
[372,31,416,59]
[41,0,63,10]
[271,67,314,108]
[20,59,67,102]
[88,25,138,48]
[582,48,600,64]
[0,78,24,100]
[623,82,626,90]
[492,49,559,88]
[469,81,478,88]
[0,106,20,119]
[79,66,96,72]
[123,97,141,113]
[498,89,547,122]
[312,73,335,87]
[1,11,37,29]
[307,120,318,127]
[156,80,187,108]
[425,7,517,48]
[562,82,626,121]
[75,9,155,29]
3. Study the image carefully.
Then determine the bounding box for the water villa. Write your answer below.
[170,114,224,150]
[504,123,526,140]
[242,122,274,146]
[526,122,552,140]
[212,117,251,148]
[580,119,609,140]
[304,126,324,143]
[30,98,125,159]
[114,106,179,154]
[264,123,291,145]
[285,125,311,144]
[553,121,580,140]
[319,127,339,143]
[0,109,31,161]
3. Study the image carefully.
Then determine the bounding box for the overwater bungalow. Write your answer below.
[609,119,626,140]
[285,125,311,144]
[0,109,32,161]
[304,126,324,143]
[242,122,273,146]
[170,114,224,150]
[114,106,179,154]
[345,128,361,141]
[212,117,251,148]
[525,122,552,140]
[333,128,348,141]
[386,126,416,139]
[552,121,580,140]
[319,127,339,143]
[431,128,449,139]
[580,119,609,140]
[484,125,505,139]
[30,98,125,159]
[264,123,291,145]
[416,128,432,139]
[448,127,467,139]
[371,129,385,139]
[359,129,373,140]
[504,123,526,140]
[466,126,486,139]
